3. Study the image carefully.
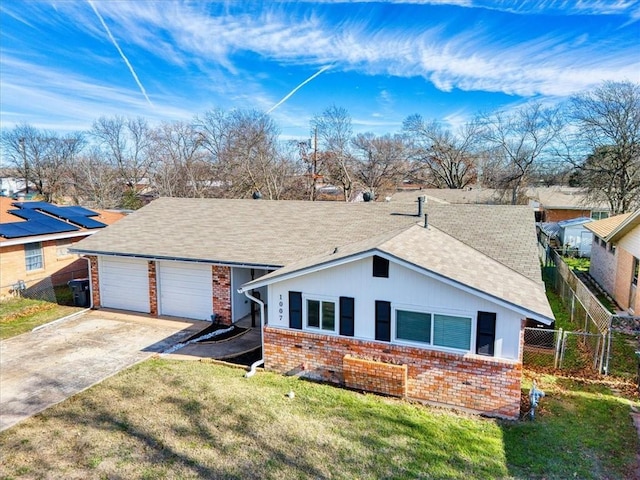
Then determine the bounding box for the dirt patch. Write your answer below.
[0,303,55,323]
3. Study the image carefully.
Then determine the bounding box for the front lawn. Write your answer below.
[0,360,636,479]
[0,297,83,339]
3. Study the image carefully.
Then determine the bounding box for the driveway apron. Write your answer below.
[0,310,206,431]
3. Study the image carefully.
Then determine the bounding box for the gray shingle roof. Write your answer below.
[72,197,542,283]
[241,224,553,322]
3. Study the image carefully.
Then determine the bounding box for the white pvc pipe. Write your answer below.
[243,290,265,377]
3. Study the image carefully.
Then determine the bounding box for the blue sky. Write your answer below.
[1,0,638,141]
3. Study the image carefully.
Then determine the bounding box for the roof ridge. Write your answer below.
[389,223,544,287]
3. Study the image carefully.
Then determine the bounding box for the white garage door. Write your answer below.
[158,261,213,320]
[99,257,150,313]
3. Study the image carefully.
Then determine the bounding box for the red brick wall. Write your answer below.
[212,265,232,324]
[148,261,158,316]
[544,208,591,223]
[88,255,100,308]
[264,326,522,419]
[343,355,408,397]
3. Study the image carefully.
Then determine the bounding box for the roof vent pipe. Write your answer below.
[424,213,428,229]
[417,195,425,217]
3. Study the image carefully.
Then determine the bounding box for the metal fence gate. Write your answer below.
[523,327,608,373]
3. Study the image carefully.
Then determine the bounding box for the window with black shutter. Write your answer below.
[476,311,496,356]
[372,255,389,278]
[375,300,391,341]
[289,291,302,329]
[339,297,355,336]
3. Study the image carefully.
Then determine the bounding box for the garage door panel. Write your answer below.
[159,262,212,320]
[100,257,150,313]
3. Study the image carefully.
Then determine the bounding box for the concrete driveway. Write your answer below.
[0,309,208,431]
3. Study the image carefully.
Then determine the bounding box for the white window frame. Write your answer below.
[25,242,44,271]
[302,294,338,334]
[392,304,474,353]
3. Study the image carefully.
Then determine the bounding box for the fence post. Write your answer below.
[554,327,563,369]
[559,330,568,370]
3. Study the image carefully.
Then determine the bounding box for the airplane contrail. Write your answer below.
[266,65,332,114]
[88,1,153,107]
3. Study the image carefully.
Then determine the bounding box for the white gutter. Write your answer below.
[0,229,97,247]
[242,290,265,377]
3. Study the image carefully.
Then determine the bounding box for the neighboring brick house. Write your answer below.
[0,198,124,299]
[72,197,554,419]
[527,186,610,223]
[585,210,640,315]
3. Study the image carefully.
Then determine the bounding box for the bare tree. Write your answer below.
[1,124,84,202]
[67,148,122,208]
[311,105,355,201]
[195,109,283,199]
[89,116,153,205]
[562,81,640,214]
[351,132,408,199]
[402,116,479,189]
[149,121,211,198]
[480,102,563,204]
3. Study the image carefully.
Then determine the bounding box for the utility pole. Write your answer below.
[312,126,318,201]
[18,137,29,194]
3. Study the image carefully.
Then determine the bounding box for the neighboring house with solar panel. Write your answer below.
[71,197,554,419]
[585,209,640,315]
[0,198,125,300]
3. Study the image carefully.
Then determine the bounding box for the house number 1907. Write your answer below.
[279,294,283,321]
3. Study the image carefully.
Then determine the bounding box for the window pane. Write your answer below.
[25,242,43,271]
[322,301,335,331]
[433,314,471,350]
[396,310,431,343]
[307,300,320,328]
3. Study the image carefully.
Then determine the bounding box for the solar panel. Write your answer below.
[4,202,104,236]
[63,216,106,228]
[0,224,32,238]
[63,206,99,217]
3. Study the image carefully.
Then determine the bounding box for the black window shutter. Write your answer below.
[372,255,389,278]
[289,291,302,330]
[375,300,391,342]
[476,311,496,356]
[339,297,355,336]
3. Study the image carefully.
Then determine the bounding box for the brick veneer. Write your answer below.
[212,265,232,324]
[88,255,100,308]
[343,355,408,397]
[148,261,158,316]
[264,326,523,419]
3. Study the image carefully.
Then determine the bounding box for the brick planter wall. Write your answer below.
[264,326,522,419]
[212,265,232,324]
[343,355,407,397]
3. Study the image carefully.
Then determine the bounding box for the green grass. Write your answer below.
[0,360,637,479]
[610,331,640,379]
[0,297,82,339]
[562,257,590,272]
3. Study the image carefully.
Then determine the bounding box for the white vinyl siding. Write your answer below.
[268,257,525,360]
[158,261,213,321]
[99,257,150,313]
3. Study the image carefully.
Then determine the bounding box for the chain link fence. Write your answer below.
[4,266,88,305]
[525,248,639,378]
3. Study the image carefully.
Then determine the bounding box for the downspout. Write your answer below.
[242,289,265,377]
